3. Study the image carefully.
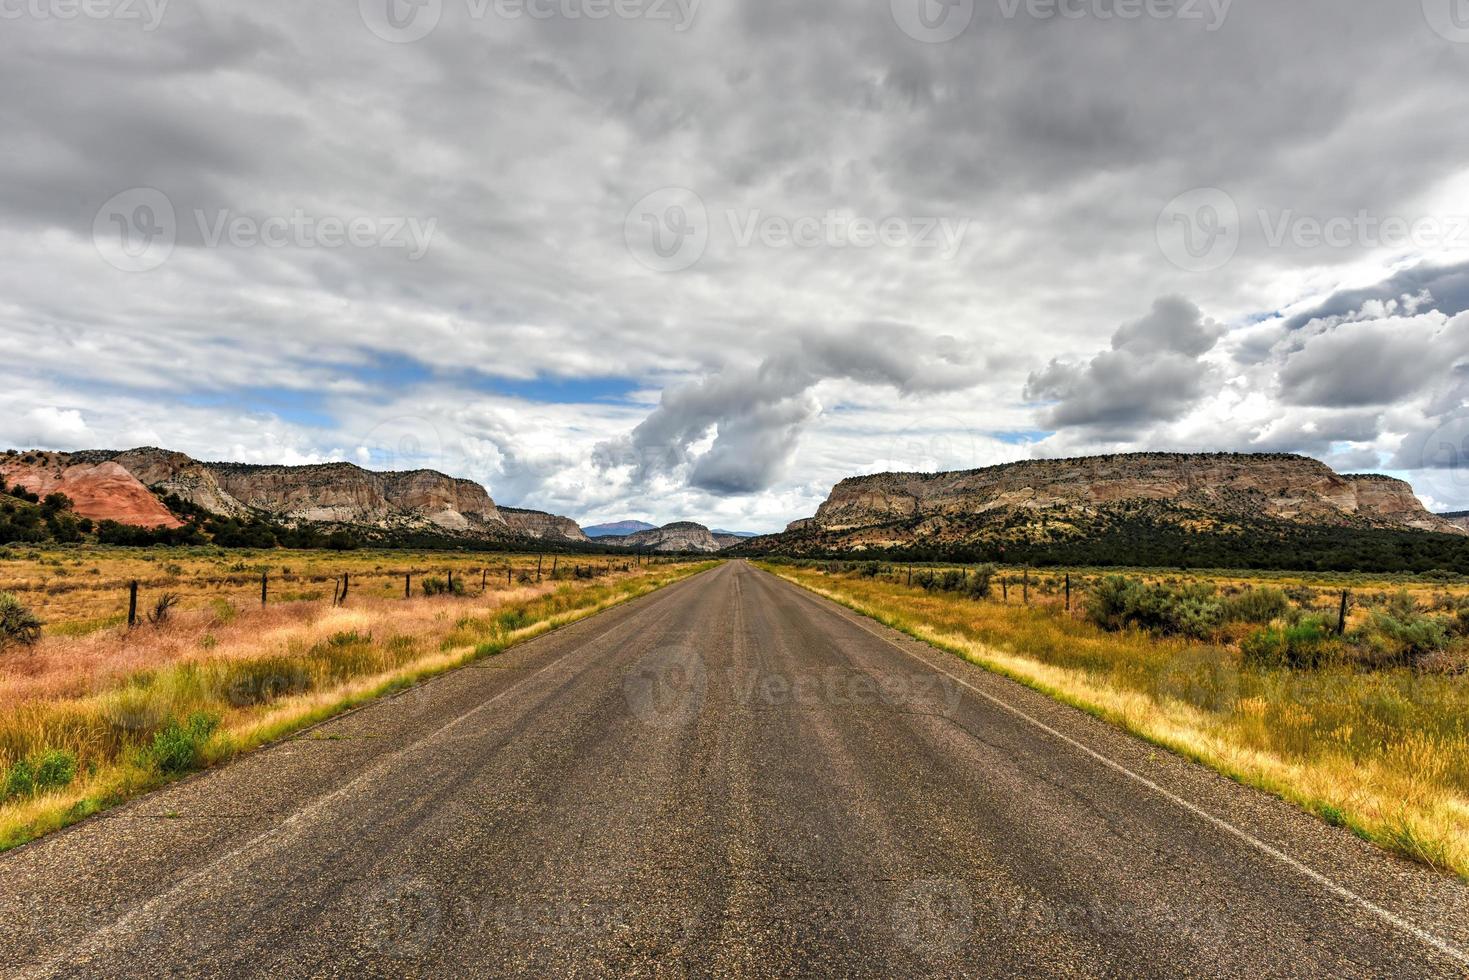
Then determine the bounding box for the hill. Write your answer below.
[0,447,588,550]
[583,520,658,538]
[594,521,730,553]
[737,453,1469,572]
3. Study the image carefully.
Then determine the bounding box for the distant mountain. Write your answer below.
[582,520,658,538]
[594,521,727,553]
[711,529,758,538]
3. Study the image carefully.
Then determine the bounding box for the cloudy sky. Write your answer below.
[4,0,1469,531]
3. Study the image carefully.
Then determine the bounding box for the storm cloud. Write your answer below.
[1024,297,1223,434]
[5,1,1469,525]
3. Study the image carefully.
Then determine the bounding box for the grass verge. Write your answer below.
[0,561,715,852]
[761,563,1469,880]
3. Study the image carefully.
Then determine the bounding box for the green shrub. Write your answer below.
[1086,576,1224,639]
[966,565,995,599]
[1360,596,1452,667]
[421,576,466,597]
[496,607,532,633]
[1242,618,1336,669]
[1223,587,1290,624]
[1,749,78,802]
[146,713,219,775]
[0,592,42,650]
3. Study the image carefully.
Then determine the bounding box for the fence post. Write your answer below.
[507,565,512,585]
[448,568,454,594]
[551,555,559,578]
[536,556,543,582]
[261,571,268,608]
[481,567,488,592]
[1001,578,1008,603]
[405,573,412,598]
[1065,573,1071,611]
[1023,567,1029,604]
[128,580,138,628]
[1337,590,1349,635]
[907,565,912,586]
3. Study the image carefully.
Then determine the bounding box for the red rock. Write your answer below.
[1,455,182,529]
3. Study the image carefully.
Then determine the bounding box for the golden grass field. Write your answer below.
[0,545,708,851]
[763,561,1469,880]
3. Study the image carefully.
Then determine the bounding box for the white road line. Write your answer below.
[769,570,1469,970]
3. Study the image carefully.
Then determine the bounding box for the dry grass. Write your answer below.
[0,552,712,851]
[0,545,649,630]
[765,563,1469,880]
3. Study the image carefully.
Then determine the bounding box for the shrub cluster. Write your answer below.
[1,749,78,802]
[0,592,42,651]
[913,565,994,600]
[421,575,467,597]
[1086,576,1225,639]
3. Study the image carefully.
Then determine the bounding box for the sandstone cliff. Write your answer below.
[1,451,183,528]
[599,521,726,553]
[809,454,1458,534]
[500,507,591,543]
[76,448,510,535]
[1440,511,1469,532]
[18,447,614,543]
[747,453,1464,556]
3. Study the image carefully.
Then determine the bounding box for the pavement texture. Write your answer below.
[1,561,1467,978]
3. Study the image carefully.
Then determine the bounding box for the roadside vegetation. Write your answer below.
[761,559,1469,879]
[0,547,710,851]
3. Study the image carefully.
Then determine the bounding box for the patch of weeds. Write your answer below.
[1,749,79,802]
[144,713,219,775]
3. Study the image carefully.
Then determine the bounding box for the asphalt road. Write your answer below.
[2,561,1467,978]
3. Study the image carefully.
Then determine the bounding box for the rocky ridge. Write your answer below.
[8,447,587,544]
[0,451,183,529]
[748,452,1464,554]
[595,521,729,553]
[500,507,591,543]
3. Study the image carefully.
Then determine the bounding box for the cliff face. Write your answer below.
[0,451,183,528]
[601,521,726,553]
[35,447,564,539]
[500,507,591,543]
[807,454,1459,536]
[90,449,508,533]
[1440,511,1469,532]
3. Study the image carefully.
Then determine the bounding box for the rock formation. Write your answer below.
[9,447,585,544]
[0,451,183,528]
[750,452,1464,554]
[596,521,726,553]
[500,507,591,543]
